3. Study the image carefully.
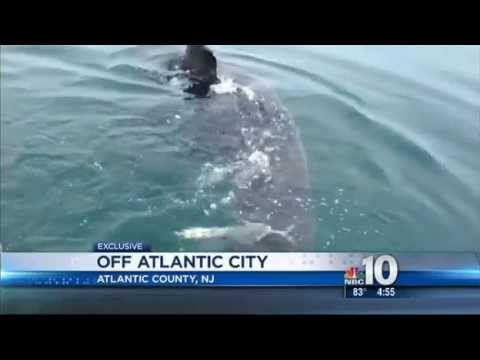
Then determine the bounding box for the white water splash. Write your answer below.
[220,191,235,205]
[233,150,272,189]
[211,76,256,101]
[93,161,103,171]
[175,221,295,245]
[196,162,233,188]
[240,85,256,101]
[211,77,237,94]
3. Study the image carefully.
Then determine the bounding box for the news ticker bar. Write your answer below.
[1,271,480,287]
[1,252,480,287]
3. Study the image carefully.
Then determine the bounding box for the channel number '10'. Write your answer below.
[362,255,399,286]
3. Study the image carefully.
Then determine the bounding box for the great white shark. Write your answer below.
[169,45,314,251]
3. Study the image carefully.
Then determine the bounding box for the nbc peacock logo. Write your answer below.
[344,266,365,285]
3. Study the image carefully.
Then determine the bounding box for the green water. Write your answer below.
[1,45,479,252]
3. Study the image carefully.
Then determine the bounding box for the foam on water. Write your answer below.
[211,76,256,101]
[248,150,270,170]
[220,191,235,205]
[175,226,231,240]
[175,221,295,244]
[196,162,234,187]
[196,150,272,192]
[211,77,237,95]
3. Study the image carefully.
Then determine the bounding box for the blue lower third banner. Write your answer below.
[1,271,480,287]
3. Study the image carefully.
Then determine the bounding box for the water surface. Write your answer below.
[1,45,479,252]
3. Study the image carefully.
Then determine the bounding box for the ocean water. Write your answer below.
[1,45,479,252]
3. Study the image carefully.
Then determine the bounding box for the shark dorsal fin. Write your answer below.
[182,45,219,87]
